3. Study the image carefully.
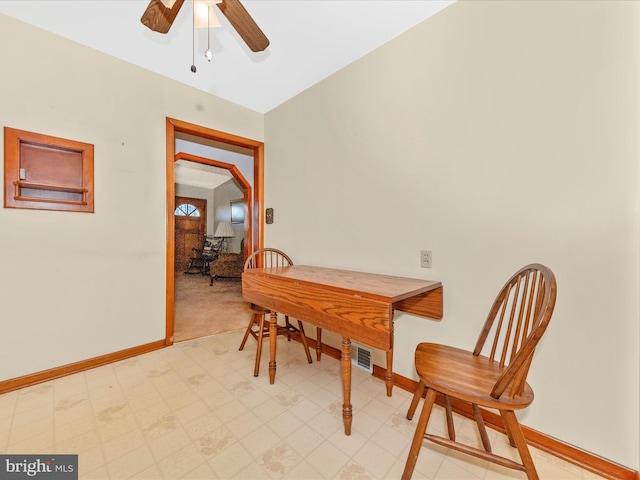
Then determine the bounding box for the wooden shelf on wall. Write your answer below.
[12,181,89,205]
[4,127,94,213]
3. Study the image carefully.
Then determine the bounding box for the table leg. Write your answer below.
[269,311,277,385]
[316,327,322,361]
[385,348,394,396]
[341,337,353,435]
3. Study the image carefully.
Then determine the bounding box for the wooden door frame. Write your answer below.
[165,117,264,345]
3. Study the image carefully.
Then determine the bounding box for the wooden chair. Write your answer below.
[238,248,321,376]
[402,264,557,480]
[185,248,208,275]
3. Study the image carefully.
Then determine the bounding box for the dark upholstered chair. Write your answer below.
[210,240,244,285]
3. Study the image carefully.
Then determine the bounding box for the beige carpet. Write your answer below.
[174,273,252,342]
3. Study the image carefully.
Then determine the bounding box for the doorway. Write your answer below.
[165,117,264,345]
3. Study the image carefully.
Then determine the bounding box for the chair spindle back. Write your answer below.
[473,264,557,399]
[244,248,293,271]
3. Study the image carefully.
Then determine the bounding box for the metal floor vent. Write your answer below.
[351,342,373,373]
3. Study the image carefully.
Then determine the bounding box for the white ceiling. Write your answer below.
[174,159,231,189]
[173,135,255,189]
[0,0,454,114]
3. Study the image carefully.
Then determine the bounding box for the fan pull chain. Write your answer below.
[190,1,197,73]
[205,4,213,62]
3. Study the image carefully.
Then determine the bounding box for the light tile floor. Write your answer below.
[0,331,608,479]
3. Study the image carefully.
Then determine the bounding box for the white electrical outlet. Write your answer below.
[420,250,432,268]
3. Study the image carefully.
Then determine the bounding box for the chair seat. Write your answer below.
[415,343,534,410]
[250,303,270,314]
[249,313,299,339]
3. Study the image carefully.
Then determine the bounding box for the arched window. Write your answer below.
[174,203,201,217]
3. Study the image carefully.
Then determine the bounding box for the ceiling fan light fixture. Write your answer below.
[141,0,269,52]
[209,8,222,28]
[194,1,221,29]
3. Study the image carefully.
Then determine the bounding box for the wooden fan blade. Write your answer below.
[141,0,185,34]
[217,0,270,52]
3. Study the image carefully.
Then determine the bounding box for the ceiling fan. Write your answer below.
[140,0,270,53]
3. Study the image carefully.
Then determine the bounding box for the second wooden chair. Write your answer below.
[238,248,320,376]
[402,263,557,480]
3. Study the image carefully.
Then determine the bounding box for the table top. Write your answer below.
[243,264,441,304]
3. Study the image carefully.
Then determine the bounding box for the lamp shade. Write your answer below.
[214,221,235,238]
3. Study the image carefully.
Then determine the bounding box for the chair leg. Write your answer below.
[402,387,437,480]
[406,380,425,420]
[472,403,491,452]
[444,394,456,441]
[501,411,517,447]
[284,315,292,341]
[239,313,259,351]
[253,314,267,377]
[296,321,313,364]
[500,410,539,480]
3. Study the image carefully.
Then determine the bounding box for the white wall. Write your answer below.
[0,14,262,380]
[213,179,245,253]
[264,0,639,470]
